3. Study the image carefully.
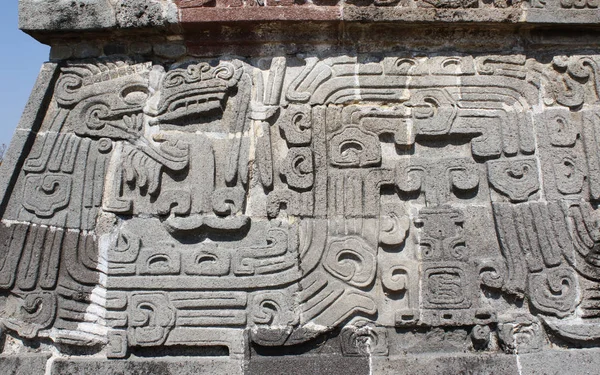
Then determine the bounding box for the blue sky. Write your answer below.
[0,2,50,146]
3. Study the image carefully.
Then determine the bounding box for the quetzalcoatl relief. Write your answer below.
[4,51,600,357]
[5,0,600,374]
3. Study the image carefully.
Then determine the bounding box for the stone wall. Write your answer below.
[3,1,600,374]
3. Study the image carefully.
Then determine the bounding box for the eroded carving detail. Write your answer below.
[5,52,600,358]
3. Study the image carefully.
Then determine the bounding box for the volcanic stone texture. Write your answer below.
[4,0,600,374]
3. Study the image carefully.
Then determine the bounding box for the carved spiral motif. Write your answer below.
[278,105,313,146]
[163,63,210,88]
[478,259,506,290]
[292,112,310,131]
[128,293,175,346]
[323,236,377,288]
[213,62,236,81]
[249,292,297,346]
[97,138,113,153]
[55,73,85,106]
[3,292,57,339]
[290,151,313,181]
[280,148,314,190]
[82,102,111,131]
[448,242,468,261]
[185,64,205,81]
[251,292,292,326]
[340,322,388,356]
[379,205,410,247]
[22,174,72,218]
[550,56,600,108]
[568,58,594,79]
[528,267,579,318]
[163,72,186,88]
[381,265,409,292]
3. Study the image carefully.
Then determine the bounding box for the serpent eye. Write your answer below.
[120,84,150,105]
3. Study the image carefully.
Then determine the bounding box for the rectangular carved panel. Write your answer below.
[4,16,600,369]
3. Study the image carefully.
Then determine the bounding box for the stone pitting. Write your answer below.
[4,1,600,374]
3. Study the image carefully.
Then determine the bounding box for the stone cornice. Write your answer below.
[18,0,600,44]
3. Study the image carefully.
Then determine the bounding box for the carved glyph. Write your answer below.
[4,51,600,359]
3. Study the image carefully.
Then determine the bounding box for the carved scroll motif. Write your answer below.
[6,53,600,357]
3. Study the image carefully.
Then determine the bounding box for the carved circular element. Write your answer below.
[323,236,377,288]
[528,267,579,318]
[55,73,85,106]
[213,62,237,81]
[471,324,491,349]
[341,322,388,356]
[82,102,111,131]
[381,265,409,292]
[97,138,113,153]
[379,207,410,247]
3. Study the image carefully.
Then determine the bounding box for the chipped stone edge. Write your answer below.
[0,63,59,217]
[17,0,600,42]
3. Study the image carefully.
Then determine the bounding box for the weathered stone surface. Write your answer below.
[0,354,51,375]
[248,355,369,375]
[0,63,58,216]
[18,0,600,38]
[19,0,117,31]
[153,42,187,59]
[519,349,600,375]
[50,357,243,375]
[6,0,600,373]
[115,0,178,29]
[373,354,520,375]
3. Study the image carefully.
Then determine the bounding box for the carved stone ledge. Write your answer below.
[18,0,600,44]
[5,1,600,374]
[0,350,595,374]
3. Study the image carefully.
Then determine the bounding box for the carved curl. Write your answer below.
[323,236,377,288]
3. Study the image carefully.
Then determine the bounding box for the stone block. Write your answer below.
[103,43,128,56]
[129,42,153,55]
[50,357,243,375]
[153,43,187,59]
[8,1,600,374]
[519,349,600,375]
[72,43,101,59]
[49,45,73,60]
[19,0,116,31]
[247,355,369,375]
[0,354,50,375]
[115,0,178,29]
[373,354,520,375]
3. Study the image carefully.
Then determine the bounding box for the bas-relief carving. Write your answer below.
[176,0,596,9]
[3,53,600,358]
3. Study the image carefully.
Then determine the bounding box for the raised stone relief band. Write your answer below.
[3,1,600,374]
